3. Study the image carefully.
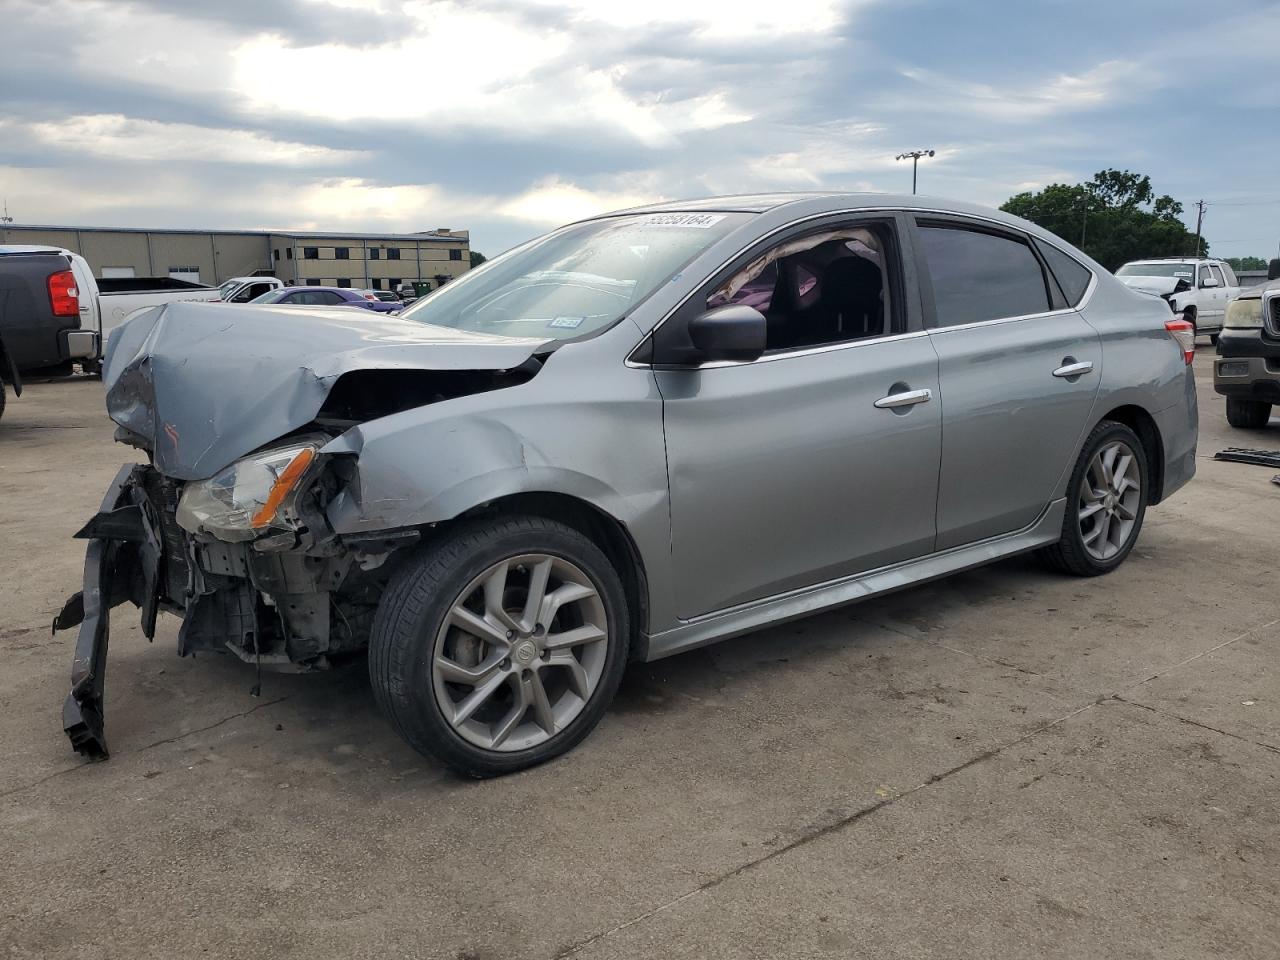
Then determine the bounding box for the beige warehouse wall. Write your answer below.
[78,232,150,277]
[212,234,271,282]
[1,227,81,252]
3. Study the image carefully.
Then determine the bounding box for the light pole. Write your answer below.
[895,149,934,195]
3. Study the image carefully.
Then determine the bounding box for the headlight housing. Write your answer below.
[176,443,318,542]
[1224,298,1263,329]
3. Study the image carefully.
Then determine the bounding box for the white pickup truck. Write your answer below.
[0,246,283,368]
[1115,257,1240,343]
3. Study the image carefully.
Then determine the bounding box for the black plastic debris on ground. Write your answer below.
[1213,448,1280,468]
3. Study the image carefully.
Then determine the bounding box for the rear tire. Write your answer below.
[369,515,630,778]
[1038,420,1149,577]
[1225,397,1272,429]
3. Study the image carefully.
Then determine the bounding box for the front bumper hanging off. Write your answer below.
[52,464,164,759]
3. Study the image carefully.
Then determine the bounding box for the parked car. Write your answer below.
[1212,281,1280,427]
[249,286,400,313]
[1115,257,1240,342]
[212,276,285,303]
[55,194,1198,776]
[367,289,401,303]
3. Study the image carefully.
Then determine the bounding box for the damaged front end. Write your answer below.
[54,301,549,758]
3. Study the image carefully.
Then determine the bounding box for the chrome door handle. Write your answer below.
[874,388,933,409]
[1052,361,1094,379]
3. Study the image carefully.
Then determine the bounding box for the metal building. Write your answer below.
[0,224,472,292]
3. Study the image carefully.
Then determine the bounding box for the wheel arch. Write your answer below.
[1097,404,1165,504]
[454,491,651,661]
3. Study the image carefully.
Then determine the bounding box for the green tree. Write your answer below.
[469,250,487,268]
[1000,169,1204,271]
[1226,256,1267,272]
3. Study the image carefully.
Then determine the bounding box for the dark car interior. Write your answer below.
[708,227,893,353]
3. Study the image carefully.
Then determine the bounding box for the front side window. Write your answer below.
[919,224,1050,327]
[398,212,751,342]
[705,223,895,351]
[1210,265,1226,287]
[1199,265,1213,286]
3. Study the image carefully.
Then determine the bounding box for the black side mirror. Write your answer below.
[687,304,767,363]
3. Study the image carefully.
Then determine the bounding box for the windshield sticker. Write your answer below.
[549,316,585,329]
[639,213,726,228]
[1174,271,1192,277]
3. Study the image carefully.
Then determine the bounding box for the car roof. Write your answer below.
[279,285,354,293]
[581,192,1079,244]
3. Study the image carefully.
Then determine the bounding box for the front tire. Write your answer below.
[1039,420,1149,577]
[1225,397,1272,429]
[369,515,630,778]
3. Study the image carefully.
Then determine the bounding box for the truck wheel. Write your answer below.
[1225,397,1272,428]
[1183,308,1197,337]
[1038,420,1148,577]
[369,515,630,778]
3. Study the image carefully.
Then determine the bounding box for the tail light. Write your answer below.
[47,269,80,317]
[1165,318,1195,365]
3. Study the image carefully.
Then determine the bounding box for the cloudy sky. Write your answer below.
[2,0,1278,259]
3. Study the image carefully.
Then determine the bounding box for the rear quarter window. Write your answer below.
[1034,239,1093,307]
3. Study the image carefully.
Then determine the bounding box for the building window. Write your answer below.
[336,278,352,288]
[370,278,383,290]
[335,247,350,260]
[307,279,322,286]
[303,247,319,259]
[273,248,280,262]
[450,248,463,261]
[286,248,293,260]
[387,248,401,260]
[389,278,402,288]
[369,248,380,260]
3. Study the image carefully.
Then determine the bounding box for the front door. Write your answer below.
[654,215,942,619]
[913,218,1102,549]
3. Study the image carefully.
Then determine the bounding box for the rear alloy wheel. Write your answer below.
[369,516,629,777]
[1039,421,1148,576]
[1225,397,1272,429]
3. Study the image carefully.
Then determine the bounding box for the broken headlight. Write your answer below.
[176,443,319,542]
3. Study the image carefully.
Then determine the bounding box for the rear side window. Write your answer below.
[918,224,1050,327]
[1034,239,1093,306]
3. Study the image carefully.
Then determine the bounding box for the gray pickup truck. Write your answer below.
[1213,282,1280,427]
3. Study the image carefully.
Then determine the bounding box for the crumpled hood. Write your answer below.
[103,301,550,480]
[1118,275,1182,296]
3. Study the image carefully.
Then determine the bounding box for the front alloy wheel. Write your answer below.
[369,515,629,777]
[433,554,609,752]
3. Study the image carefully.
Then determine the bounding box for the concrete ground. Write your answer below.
[1,346,1277,960]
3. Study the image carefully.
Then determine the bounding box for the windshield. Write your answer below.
[1116,262,1196,279]
[397,212,752,340]
[250,288,293,304]
[217,279,243,298]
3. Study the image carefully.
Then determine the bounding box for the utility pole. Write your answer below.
[0,198,12,224]
[895,150,935,195]
[1192,199,1205,257]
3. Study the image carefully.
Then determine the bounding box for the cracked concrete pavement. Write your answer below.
[1,346,1277,959]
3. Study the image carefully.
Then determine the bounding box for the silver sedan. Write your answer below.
[58,194,1199,776]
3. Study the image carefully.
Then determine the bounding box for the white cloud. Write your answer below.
[497,177,663,224]
[524,0,851,37]
[13,114,367,167]
[897,60,1150,121]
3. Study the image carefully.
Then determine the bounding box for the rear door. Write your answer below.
[912,218,1101,549]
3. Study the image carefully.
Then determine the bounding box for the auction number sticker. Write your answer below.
[639,213,726,228]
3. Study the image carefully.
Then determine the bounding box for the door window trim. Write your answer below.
[908,214,1096,333]
[626,206,1097,366]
